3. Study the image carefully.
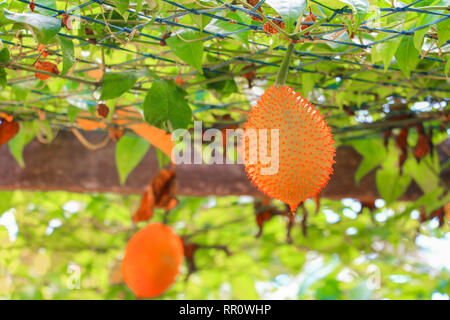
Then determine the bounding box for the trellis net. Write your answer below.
[0,0,448,148]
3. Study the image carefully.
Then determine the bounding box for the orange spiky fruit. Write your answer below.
[122,223,184,298]
[241,85,335,213]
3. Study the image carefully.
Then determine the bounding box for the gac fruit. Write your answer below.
[122,223,184,298]
[241,85,335,213]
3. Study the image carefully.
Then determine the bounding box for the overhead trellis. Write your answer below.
[0,0,449,151]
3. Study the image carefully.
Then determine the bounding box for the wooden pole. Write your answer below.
[0,130,448,200]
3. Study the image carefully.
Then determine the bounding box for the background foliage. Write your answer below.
[0,191,449,300]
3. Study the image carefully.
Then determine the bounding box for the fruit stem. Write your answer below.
[275,42,295,86]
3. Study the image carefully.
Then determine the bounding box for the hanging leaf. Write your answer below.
[100,71,138,100]
[0,67,6,89]
[403,158,440,193]
[265,0,307,33]
[372,34,402,71]
[166,30,204,72]
[436,17,450,47]
[349,139,386,184]
[3,9,61,44]
[0,47,10,63]
[57,35,74,75]
[376,167,411,206]
[143,79,192,130]
[413,13,439,51]
[8,121,39,168]
[117,0,130,14]
[115,135,150,185]
[395,35,419,78]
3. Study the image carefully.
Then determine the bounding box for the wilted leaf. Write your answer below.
[132,183,155,223]
[112,107,174,159]
[132,168,178,223]
[76,111,107,131]
[0,117,19,146]
[413,126,430,163]
[34,60,59,80]
[97,103,109,118]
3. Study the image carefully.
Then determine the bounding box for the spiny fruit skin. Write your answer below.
[242,85,335,212]
[122,223,184,298]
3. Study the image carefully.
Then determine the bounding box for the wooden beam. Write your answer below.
[0,130,448,200]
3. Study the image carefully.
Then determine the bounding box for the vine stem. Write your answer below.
[275,42,295,85]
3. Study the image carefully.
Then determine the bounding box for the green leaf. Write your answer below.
[3,9,61,44]
[349,139,386,184]
[301,72,320,96]
[0,47,10,63]
[187,3,212,31]
[34,0,57,16]
[395,35,419,78]
[8,121,39,168]
[12,84,30,103]
[372,34,402,71]
[143,79,192,130]
[100,71,138,100]
[376,167,411,205]
[115,135,150,185]
[205,12,251,46]
[413,13,439,51]
[57,35,74,75]
[266,0,307,33]
[68,105,81,123]
[203,65,238,98]
[0,67,6,89]
[436,17,450,47]
[403,157,440,193]
[117,0,130,14]
[166,30,204,72]
[166,30,203,73]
